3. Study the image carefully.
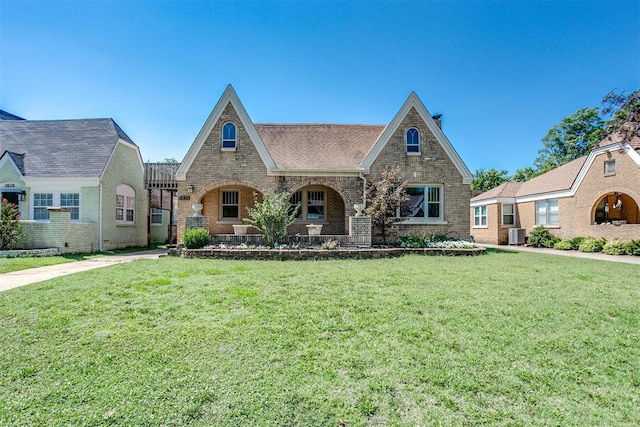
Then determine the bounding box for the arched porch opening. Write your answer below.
[592,192,640,225]
[200,184,263,234]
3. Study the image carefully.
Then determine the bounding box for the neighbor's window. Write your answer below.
[502,203,515,226]
[604,159,616,175]
[535,199,558,226]
[116,184,135,224]
[150,208,163,225]
[307,190,325,220]
[222,122,237,150]
[221,190,239,219]
[33,193,53,221]
[474,205,487,227]
[60,193,80,221]
[406,128,420,154]
[289,191,303,219]
[404,185,442,220]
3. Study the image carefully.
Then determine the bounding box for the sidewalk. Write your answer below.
[480,243,640,265]
[0,249,167,292]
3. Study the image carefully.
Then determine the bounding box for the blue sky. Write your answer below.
[1,0,638,175]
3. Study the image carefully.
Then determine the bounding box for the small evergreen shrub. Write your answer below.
[396,232,427,248]
[0,199,25,250]
[624,240,640,256]
[554,239,574,250]
[570,237,586,250]
[527,226,559,248]
[578,237,606,253]
[182,228,210,249]
[603,239,626,255]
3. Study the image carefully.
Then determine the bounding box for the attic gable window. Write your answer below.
[604,159,616,176]
[406,128,420,154]
[222,122,237,150]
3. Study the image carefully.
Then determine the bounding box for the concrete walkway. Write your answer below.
[0,249,167,292]
[481,244,640,265]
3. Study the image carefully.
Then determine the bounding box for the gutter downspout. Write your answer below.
[98,182,103,252]
[358,173,367,204]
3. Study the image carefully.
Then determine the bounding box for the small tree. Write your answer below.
[364,164,409,244]
[244,191,299,247]
[0,199,25,250]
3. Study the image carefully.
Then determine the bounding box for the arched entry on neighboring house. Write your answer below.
[286,182,347,235]
[0,185,26,215]
[592,192,640,224]
[195,183,264,235]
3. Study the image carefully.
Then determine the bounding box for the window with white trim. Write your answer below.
[406,128,420,154]
[474,205,487,227]
[150,208,163,225]
[288,190,326,221]
[535,199,558,226]
[604,159,616,175]
[403,185,443,220]
[289,191,303,219]
[33,193,53,220]
[60,193,80,221]
[502,203,515,226]
[222,122,237,150]
[221,190,239,219]
[116,184,135,224]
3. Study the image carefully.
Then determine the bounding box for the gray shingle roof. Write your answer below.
[0,118,136,178]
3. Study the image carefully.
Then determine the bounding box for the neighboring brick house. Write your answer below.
[470,125,640,244]
[175,85,473,243]
[0,111,148,252]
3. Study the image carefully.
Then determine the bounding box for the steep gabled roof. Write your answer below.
[0,118,137,178]
[0,110,25,120]
[255,123,385,171]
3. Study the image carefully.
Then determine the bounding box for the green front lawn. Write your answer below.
[1,252,638,425]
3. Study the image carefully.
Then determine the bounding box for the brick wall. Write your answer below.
[17,208,98,253]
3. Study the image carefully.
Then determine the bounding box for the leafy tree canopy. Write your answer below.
[471,168,509,193]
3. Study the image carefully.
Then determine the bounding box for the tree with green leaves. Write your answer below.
[601,88,640,139]
[471,168,509,193]
[511,166,538,182]
[532,107,605,175]
[244,191,299,247]
[364,164,409,244]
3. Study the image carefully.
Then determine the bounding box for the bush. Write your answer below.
[527,226,559,248]
[0,198,25,250]
[554,239,574,250]
[182,228,210,249]
[603,239,627,255]
[578,237,607,253]
[624,240,640,256]
[396,232,427,248]
[244,191,299,247]
[570,237,586,250]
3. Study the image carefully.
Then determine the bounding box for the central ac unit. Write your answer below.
[508,228,525,245]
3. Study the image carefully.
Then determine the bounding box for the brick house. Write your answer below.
[0,112,148,253]
[175,85,473,244]
[470,125,640,244]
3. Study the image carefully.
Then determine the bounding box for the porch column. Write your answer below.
[349,216,371,247]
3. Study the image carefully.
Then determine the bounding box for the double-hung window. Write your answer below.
[406,128,420,154]
[535,199,558,226]
[150,208,163,225]
[502,203,515,226]
[404,185,443,221]
[221,190,239,219]
[288,190,325,221]
[33,193,53,220]
[116,184,135,224]
[222,122,237,150]
[474,205,487,227]
[60,193,80,221]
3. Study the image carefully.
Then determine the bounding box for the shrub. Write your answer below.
[182,228,210,249]
[396,232,427,248]
[527,226,559,248]
[603,239,627,255]
[0,198,25,250]
[244,191,299,247]
[570,237,586,250]
[554,239,574,250]
[624,240,640,256]
[321,239,339,250]
[578,237,607,253]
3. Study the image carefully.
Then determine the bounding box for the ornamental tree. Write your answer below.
[0,198,25,250]
[364,164,410,244]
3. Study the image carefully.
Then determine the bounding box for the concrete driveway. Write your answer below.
[0,249,167,292]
